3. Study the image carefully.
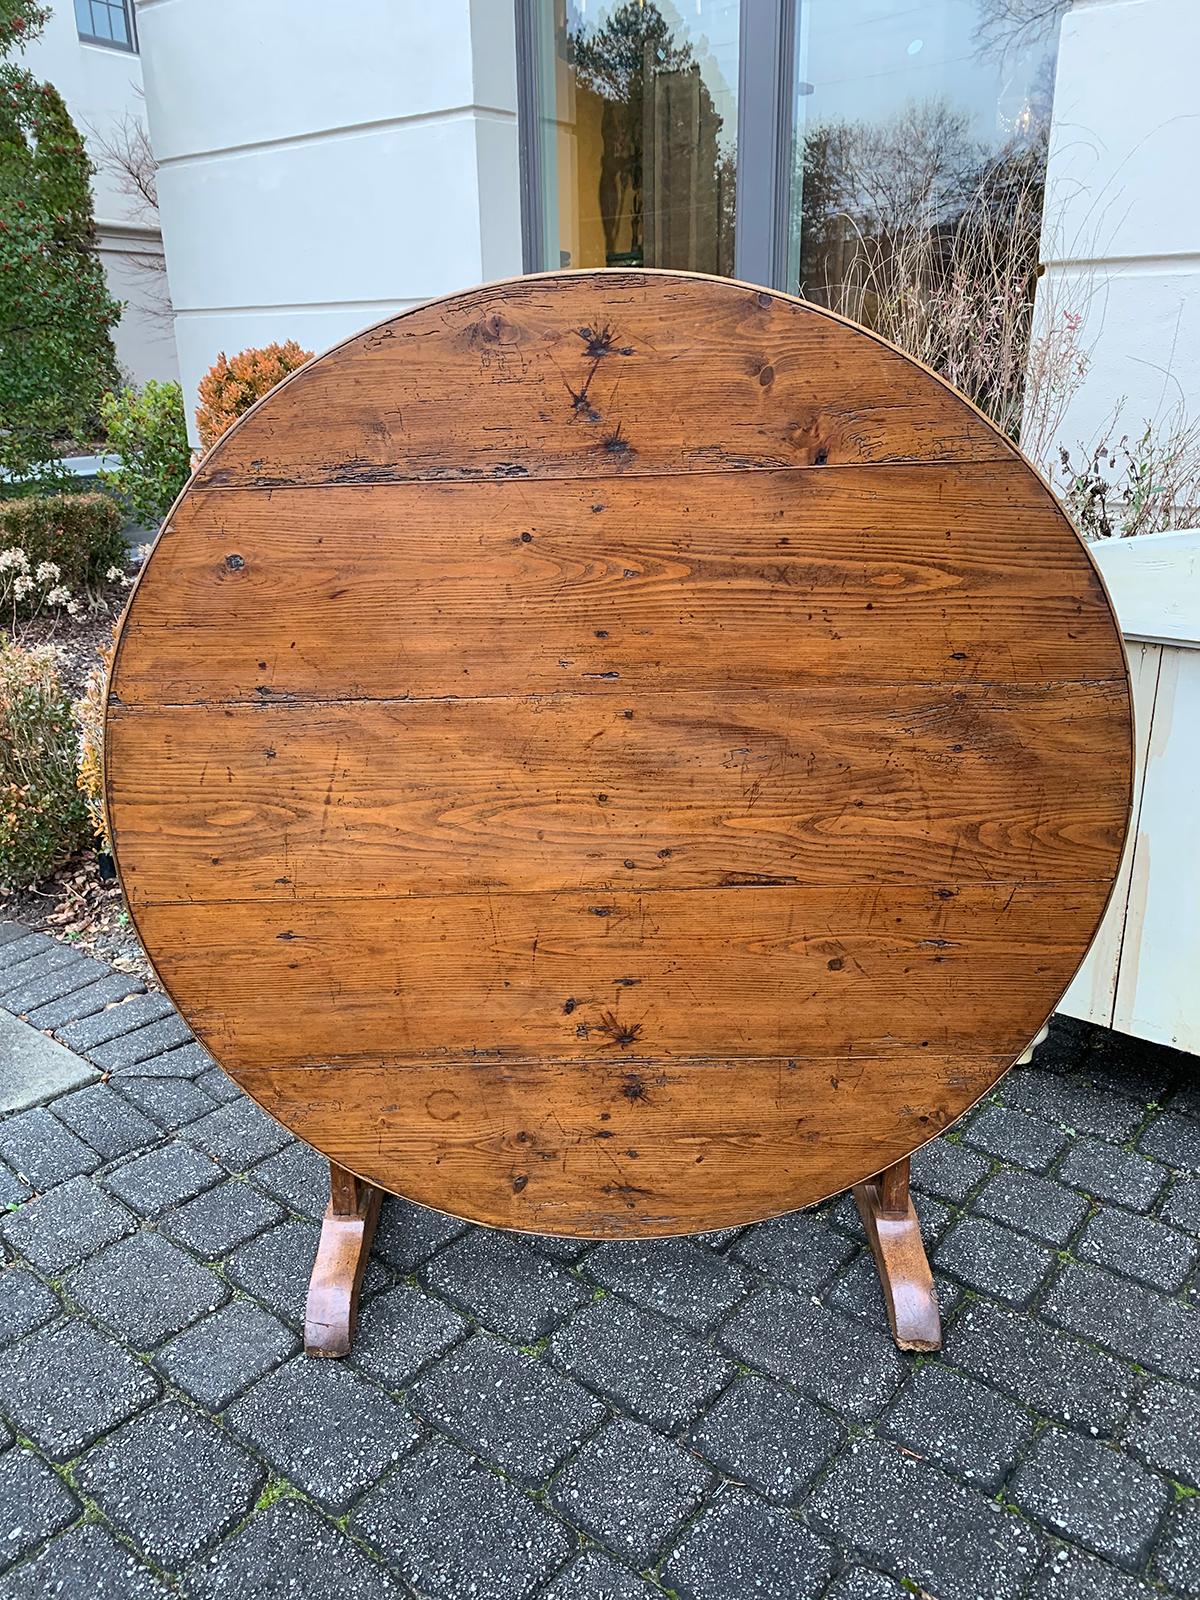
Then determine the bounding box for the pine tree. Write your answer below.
[0,0,121,489]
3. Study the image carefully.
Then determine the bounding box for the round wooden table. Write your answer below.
[106,270,1132,1354]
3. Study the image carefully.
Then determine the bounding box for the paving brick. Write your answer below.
[1057,1135,1168,1213]
[1138,1108,1200,1171]
[0,1448,78,1573]
[1041,1262,1200,1385]
[690,1372,842,1503]
[1,1175,135,1274]
[90,1017,196,1068]
[880,1364,1035,1490]
[821,1572,909,1600]
[1,952,113,1017]
[50,1082,159,1162]
[539,1550,656,1599]
[0,941,82,1001]
[824,1247,963,1328]
[224,1218,321,1329]
[721,1285,904,1422]
[933,1214,1056,1305]
[1123,1379,1200,1489]
[1077,1205,1198,1292]
[159,1178,285,1259]
[526,1232,594,1263]
[0,1107,98,1189]
[1162,1176,1200,1232]
[225,1356,419,1512]
[68,1231,227,1348]
[943,1296,1137,1435]
[1154,1497,1200,1597]
[0,922,36,950]
[184,1498,403,1600]
[248,1138,328,1218]
[1030,1544,1164,1600]
[963,1104,1068,1171]
[195,1066,242,1105]
[351,1282,467,1391]
[0,1318,158,1459]
[78,1401,262,1571]
[181,1097,291,1171]
[806,1438,1042,1600]
[112,1074,219,1130]
[58,992,178,1053]
[1010,1427,1169,1570]
[115,1040,213,1079]
[0,1266,59,1349]
[731,1210,858,1293]
[0,1162,30,1207]
[547,1415,710,1567]
[910,1136,993,1202]
[154,1295,298,1411]
[661,1488,834,1600]
[550,1294,733,1432]
[582,1237,752,1333]
[1002,1067,1145,1142]
[409,1332,605,1486]
[102,1141,224,1217]
[973,1169,1090,1245]
[0,1522,172,1598]
[423,1229,591,1342]
[370,1196,469,1271]
[24,972,144,1031]
[351,1435,573,1600]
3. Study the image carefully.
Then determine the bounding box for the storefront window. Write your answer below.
[526,0,740,274]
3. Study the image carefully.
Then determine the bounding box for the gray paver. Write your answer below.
[224,1218,320,1329]
[1041,1261,1200,1385]
[115,1040,213,1079]
[660,1489,834,1600]
[963,1103,1068,1170]
[182,1097,291,1169]
[408,1331,605,1486]
[111,1074,219,1129]
[68,1230,227,1348]
[934,1213,1056,1305]
[579,1236,752,1332]
[1,952,113,1018]
[1058,1135,1168,1212]
[50,1082,160,1162]
[1162,1175,1200,1232]
[77,1401,262,1571]
[370,1194,469,1270]
[154,1296,299,1411]
[0,1266,59,1349]
[732,1209,858,1292]
[539,1550,656,1599]
[1003,1067,1145,1142]
[973,1168,1090,1245]
[550,1293,734,1432]
[224,1356,420,1512]
[102,1140,224,1216]
[24,971,144,1031]
[0,1106,98,1188]
[351,1281,467,1391]
[1077,1205,1198,1292]
[880,1363,1036,1490]
[1123,1379,1200,1490]
[1030,1544,1164,1599]
[691,1371,842,1503]
[822,1572,909,1600]
[1011,1427,1170,1570]
[720,1284,905,1421]
[1,1174,135,1274]
[57,991,177,1053]
[910,1135,993,1202]
[1138,1109,1200,1170]
[423,1227,591,1342]
[1154,1498,1200,1597]
[159,1178,285,1259]
[247,1138,328,1217]
[0,1449,78,1573]
[184,1498,403,1600]
[0,1317,158,1459]
[0,1522,172,1598]
[351,1434,573,1600]
[0,1010,97,1114]
[0,941,83,1002]
[806,1439,1042,1600]
[547,1415,711,1567]
[90,1013,195,1070]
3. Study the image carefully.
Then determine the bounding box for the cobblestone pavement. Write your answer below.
[1,918,1198,1600]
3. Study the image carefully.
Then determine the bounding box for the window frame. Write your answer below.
[74,0,139,54]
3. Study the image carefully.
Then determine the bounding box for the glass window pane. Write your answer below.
[787,0,1067,435]
[107,0,132,47]
[532,0,740,274]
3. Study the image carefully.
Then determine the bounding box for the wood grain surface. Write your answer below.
[105,270,1133,1235]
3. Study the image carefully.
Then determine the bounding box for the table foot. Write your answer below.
[305,1161,383,1357]
[853,1155,941,1352]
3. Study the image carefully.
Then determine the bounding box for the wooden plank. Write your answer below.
[111,467,1125,706]
[188,273,1015,490]
[237,1053,1013,1234]
[132,883,1110,1074]
[108,682,1130,903]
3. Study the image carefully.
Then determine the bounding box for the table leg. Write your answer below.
[304,1161,383,1357]
[853,1155,941,1352]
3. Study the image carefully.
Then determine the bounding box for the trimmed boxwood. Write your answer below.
[0,492,126,591]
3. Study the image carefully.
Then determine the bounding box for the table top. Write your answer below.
[106,269,1133,1236]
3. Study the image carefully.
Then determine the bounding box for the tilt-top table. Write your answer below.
[105,270,1132,1357]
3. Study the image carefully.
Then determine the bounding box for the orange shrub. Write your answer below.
[195,341,313,450]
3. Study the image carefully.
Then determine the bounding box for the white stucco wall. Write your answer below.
[1038,0,1200,457]
[20,2,177,385]
[134,0,522,443]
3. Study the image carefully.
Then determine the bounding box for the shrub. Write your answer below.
[0,640,92,889]
[195,341,312,450]
[0,492,125,596]
[0,0,121,489]
[99,381,191,528]
[75,632,112,849]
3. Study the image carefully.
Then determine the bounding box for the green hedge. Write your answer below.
[0,492,126,591]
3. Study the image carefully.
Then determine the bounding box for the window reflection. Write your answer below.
[536,0,739,274]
